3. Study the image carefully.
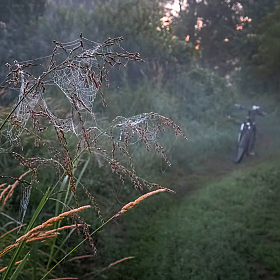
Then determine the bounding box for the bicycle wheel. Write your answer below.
[235,130,249,163]
[247,128,255,155]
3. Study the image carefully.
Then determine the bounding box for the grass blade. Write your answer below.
[2,185,55,280]
[47,176,69,269]
[47,158,90,268]
[10,250,31,280]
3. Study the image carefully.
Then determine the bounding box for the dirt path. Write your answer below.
[170,126,280,196]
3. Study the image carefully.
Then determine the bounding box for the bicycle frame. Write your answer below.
[238,121,252,143]
[234,104,263,163]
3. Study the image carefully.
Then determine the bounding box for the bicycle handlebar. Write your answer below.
[234,104,267,115]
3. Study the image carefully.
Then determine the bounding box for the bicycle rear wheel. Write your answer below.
[235,131,249,163]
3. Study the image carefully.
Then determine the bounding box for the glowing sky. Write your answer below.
[165,0,181,16]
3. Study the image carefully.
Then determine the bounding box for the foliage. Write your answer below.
[171,0,246,74]
[0,35,185,279]
[252,0,280,78]
[230,0,278,96]
[102,154,280,279]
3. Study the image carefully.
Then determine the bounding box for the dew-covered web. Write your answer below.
[2,70,43,150]
[112,112,187,169]
[0,35,187,225]
[41,100,77,135]
[113,112,185,142]
[19,185,32,224]
[0,35,133,152]
[114,113,158,142]
[0,35,147,223]
[52,41,102,111]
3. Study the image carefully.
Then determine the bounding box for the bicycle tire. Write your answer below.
[247,129,255,155]
[235,130,250,163]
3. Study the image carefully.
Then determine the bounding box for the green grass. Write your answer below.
[100,154,280,280]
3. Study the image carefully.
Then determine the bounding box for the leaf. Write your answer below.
[10,250,31,280]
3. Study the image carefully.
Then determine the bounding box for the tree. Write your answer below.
[88,0,194,83]
[171,0,248,74]
[0,0,46,104]
[0,0,46,66]
[232,0,278,95]
[252,1,280,76]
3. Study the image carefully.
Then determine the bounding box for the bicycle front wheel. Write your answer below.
[235,131,249,163]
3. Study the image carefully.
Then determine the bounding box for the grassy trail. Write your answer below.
[101,148,280,280]
[96,117,280,280]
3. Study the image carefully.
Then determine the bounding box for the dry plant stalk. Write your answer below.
[49,277,79,280]
[1,36,185,233]
[114,188,172,218]
[0,260,22,273]
[0,170,31,207]
[0,205,90,257]
[0,224,25,240]
[108,256,135,268]
[67,254,94,262]
[0,36,184,278]
[0,35,145,207]
[17,205,90,242]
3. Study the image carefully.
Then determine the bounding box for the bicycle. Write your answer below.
[234,104,266,163]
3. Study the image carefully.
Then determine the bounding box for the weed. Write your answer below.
[0,35,184,279]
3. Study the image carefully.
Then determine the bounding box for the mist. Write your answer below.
[0,0,279,279]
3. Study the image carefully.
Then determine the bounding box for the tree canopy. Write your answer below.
[0,0,279,96]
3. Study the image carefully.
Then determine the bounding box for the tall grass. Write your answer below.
[0,36,184,279]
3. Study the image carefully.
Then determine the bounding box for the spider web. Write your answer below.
[53,56,99,111]
[114,113,158,142]
[0,37,106,150]
[0,35,152,224]
[112,112,186,167]
[52,39,103,111]
[41,100,77,135]
[2,71,43,149]
[19,185,32,225]
[16,72,43,125]
[1,35,142,149]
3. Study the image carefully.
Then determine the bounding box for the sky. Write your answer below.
[165,0,181,16]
